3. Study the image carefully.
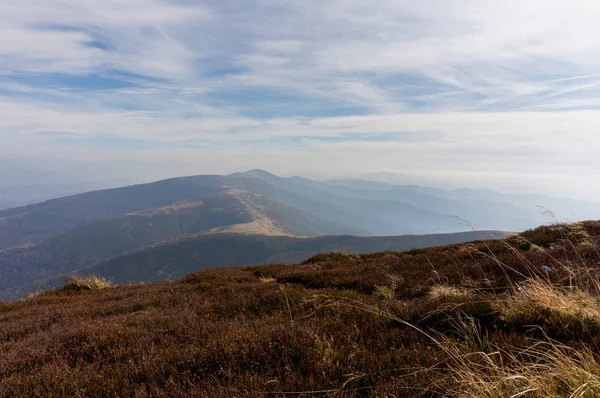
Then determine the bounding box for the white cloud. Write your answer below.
[0,0,600,199]
[0,0,209,77]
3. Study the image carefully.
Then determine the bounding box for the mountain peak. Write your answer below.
[227,169,281,180]
[244,169,280,178]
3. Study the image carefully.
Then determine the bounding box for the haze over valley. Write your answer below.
[0,169,525,299]
[1,168,598,300]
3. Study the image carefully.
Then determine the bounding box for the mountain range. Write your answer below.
[1,169,598,300]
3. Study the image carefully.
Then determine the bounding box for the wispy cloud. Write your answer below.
[1,0,600,198]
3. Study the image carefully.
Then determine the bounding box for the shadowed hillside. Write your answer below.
[74,230,508,285]
[1,221,599,397]
[0,189,360,298]
[0,230,508,301]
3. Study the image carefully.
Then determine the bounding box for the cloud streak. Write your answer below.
[1,0,600,198]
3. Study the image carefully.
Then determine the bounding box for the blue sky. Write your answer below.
[1,0,600,199]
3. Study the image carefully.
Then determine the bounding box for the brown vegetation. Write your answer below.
[1,221,599,396]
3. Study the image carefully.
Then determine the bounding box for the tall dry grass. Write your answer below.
[338,222,600,397]
[64,274,113,291]
[434,223,600,397]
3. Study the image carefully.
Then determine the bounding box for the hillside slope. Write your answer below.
[229,171,464,234]
[0,176,226,249]
[3,169,592,252]
[77,230,509,285]
[0,230,509,301]
[1,222,599,397]
[0,189,359,297]
[0,180,132,211]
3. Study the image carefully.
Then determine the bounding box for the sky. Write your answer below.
[1,0,599,199]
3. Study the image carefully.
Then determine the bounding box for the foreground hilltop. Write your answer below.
[2,221,600,397]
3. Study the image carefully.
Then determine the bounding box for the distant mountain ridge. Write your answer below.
[0,188,356,294]
[1,169,599,300]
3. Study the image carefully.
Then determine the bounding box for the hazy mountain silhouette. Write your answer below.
[0,189,359,294]
[1,169,599,300]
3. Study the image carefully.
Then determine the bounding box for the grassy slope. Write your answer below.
[0,172,389,251]
[79,230,508,285]
[0,194,248,291]
[1,222,600,396]
[0,189,366,299]
[228,172,462,235]
[0,230,508,301]
[0,176,225,249]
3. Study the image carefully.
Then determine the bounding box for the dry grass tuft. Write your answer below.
[444,339,600,398]
[435,222,600,397]
[373,285,395,299]
[429,284,469,300]
[496,279,600,330]
[64,274,113,292]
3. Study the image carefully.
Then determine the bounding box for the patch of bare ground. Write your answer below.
[201,189,295,236]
